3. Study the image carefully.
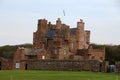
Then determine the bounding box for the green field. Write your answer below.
[0,70,119,80]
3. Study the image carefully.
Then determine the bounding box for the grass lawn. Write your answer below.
[0,70,119,80]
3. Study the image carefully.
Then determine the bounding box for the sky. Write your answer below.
[0,0,120,46]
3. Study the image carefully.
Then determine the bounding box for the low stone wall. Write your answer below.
[23,59,100,72]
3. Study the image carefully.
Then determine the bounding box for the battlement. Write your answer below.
[38,19,47,24]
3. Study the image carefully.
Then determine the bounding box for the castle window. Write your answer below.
[16,62,20,68]
[71,43,74,49]
[64,48,66,57]
[42,56,45,59]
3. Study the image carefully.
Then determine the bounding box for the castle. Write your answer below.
[0,18,106,71]
[12,18,105,69]
[31,18,105,61]
[14,18,105,61]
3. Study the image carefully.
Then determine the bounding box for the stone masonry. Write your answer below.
[0,57,12,70]
[11,18,106,71]
[32,18,105,61]
[22,59,101,72]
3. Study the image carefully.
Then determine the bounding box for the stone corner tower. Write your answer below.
[33,19,48,49]
[76,19,90,49]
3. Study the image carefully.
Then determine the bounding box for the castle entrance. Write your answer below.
[0,62,1,70]
[99,63,102,72]
[25,64,27,70]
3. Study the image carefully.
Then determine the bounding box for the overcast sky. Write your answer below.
[0,0,120,46]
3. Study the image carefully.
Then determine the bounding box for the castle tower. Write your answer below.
[37,19,48,32]
[76,19,86,49]
[55,18,63,41]
[33,19,48,49]
[56,18,62,30]
[85,30,90,48]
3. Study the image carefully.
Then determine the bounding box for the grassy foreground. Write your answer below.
[0,70,119,80]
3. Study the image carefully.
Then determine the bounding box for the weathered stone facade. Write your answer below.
[0,57,13,70]
[32,18,105,61]
[11,18,106,70]
[0,18,107,71]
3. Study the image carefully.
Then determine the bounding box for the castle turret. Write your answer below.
[33,19,48,49]
[76,19,86,49]
[85,30,90,45]
[56,18,62,30]
[77,19,84,30]
[37,19,48,32]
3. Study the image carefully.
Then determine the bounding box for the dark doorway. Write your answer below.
[99,64,102,72]
[25,64,27,70]
[0,62,1,70]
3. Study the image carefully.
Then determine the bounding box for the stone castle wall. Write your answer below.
[0,57,13,70]
[88,48,105,62]
[23,59,101,72]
